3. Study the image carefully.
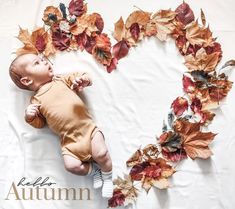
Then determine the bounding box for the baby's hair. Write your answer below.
[9,55,29,90]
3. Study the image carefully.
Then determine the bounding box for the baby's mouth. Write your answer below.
[48,66,53,72]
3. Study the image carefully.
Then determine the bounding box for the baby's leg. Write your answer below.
[63,154,90,176]
[91,131,113,198]
[91,131,112,172]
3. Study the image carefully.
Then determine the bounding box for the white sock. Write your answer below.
[87,163,103,189]
[101,170,113,198]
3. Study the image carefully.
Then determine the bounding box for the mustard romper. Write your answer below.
[26,72,99,162]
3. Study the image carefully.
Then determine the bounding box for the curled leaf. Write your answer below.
[112,40,129,60]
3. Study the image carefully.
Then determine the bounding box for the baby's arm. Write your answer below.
[25,104,46,128]
[71,72,92,92]
[63,72,92,92]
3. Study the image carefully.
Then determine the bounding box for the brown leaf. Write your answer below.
[113,17,126,42]
[125,11,151,29]
[182,74,196,93]
[185,21,214,47]
[200,9,206,26]
[70,14,98,36]
[184,48,220,72]
[221,59,235,69]
[126,149,142,167]
[174,119,216,160]
[151,9,177,41]
[107,57,118,73]
[92,33,112,66]
[42,6,62,25]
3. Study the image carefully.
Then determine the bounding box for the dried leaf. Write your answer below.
[174,119,216,159]
[221,59,235,69]
[68,0,87,17]
[171,97,188,116]
[107,57,118,73]
[175,2,195,25]
[130,23,140,41]
[185,21,214,47]
[112,40,129,60]
[52,27,70,51]
[108,190,125,208]
[125,11,151,29]
[151,9,177,41]
[182,74,196,93]
[200,9,206,26]
[113,17,126,42]
[42,6,62,25]
[126,149,142,167]
[92,33,112,66]
[184,48,220,72]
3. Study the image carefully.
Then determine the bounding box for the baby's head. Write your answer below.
[9,53,54,91]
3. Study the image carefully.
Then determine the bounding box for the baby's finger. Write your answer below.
[75,77,83,84]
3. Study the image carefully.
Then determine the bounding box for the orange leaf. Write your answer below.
[125,11,151,29]
[113,17,126,42]
[174,119,216,160]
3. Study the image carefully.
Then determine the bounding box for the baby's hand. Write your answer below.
[71,74,91,92]
[25,104,41,122]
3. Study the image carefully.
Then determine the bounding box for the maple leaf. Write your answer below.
[16,27,53,56]
[112,40,129,60]
[158,131,187,162]
[171,97,189,116]
[70,14,99,36]
[92,33,112,66]
[113,17,126,42]
[108,189,125,208]
[113,175,138,206]
[126,144,159,167]
[125,11,151,29]
[68,0,87,17]
[184,48,220,72]
[151,9,177,41]
[174,119,216,160]
[175,2,195,25]
[129,159,175,192]
[185,21,214,47]
[42,6,63,25]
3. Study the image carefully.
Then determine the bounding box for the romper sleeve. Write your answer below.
[61,72,93,88]
[25,97,46,129]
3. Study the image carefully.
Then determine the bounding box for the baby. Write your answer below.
[9,53,113,198]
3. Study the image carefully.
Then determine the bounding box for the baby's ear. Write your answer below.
[20,77,33,86]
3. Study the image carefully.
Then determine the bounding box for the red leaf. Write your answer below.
[130,23,140,41]
[175,2,194,25]
[52,30,70,51]
[183,75,195,93]
[68,0,85,17]
[162,149,187,162]
[190,97,202,113]
[112,40,129,60]
[108,190,125,208]
[84,35,96,54]
[94,13,104,33]
[171,97,188,116]
[107,57,118,73]
[75,32,87,50]
[35,35,46,53]
[143,165,161,178]
[129,162,150,181]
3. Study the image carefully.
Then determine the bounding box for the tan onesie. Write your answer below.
[26,72,99,162]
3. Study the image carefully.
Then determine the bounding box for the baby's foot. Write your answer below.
[101,170,113,198]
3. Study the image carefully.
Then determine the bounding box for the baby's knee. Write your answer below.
[96,149,109,160]
[64,160,86,176]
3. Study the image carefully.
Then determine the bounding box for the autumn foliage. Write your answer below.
[15,1,235,208]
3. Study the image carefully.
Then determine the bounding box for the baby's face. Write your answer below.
[19,54,54,85]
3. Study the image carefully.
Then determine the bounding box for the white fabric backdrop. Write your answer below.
[1,0,235,209]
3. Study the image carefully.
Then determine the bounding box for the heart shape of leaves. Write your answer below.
[15,0,235,208]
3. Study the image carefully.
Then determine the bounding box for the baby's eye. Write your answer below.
[34,61,39,65]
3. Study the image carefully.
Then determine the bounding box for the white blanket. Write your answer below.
[1,0,235,208]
